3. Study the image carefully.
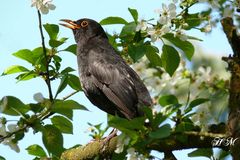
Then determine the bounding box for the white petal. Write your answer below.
[168,3,176,11]
[0,97,8,113]
[7,124,18,132]
[33,92,44,102]
[162,3,167,10]
[0,124,7,136]
[48,4,56,10]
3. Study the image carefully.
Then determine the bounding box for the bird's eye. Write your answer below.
[81,21,88,27]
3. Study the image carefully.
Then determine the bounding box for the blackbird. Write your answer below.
[60,18,152,120]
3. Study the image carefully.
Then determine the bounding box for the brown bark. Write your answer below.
[221,17,240,160]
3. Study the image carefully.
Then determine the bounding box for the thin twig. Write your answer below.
[62,90,80,101]
[37,10,53,101]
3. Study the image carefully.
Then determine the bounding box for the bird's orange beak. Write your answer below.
[59,19,80,29]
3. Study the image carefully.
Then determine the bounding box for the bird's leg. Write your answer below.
[104,128,118,142]
[101,128,118,151]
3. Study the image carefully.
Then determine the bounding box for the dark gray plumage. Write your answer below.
[60,18,152,119]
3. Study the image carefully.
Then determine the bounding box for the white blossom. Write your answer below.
[147,25,170,42]
[203,24,212,33]
[33,92,44,103]
[2,136,20,153]
[7,124,18,133]
[198,0,220,8]
[192,105,211,131]
[0,96,8,113]
[136,20,148,32]
[156,3,177,25]
[223,5,233,18]
[115,133,130,153]
[175,28,188,41]
[31,0,56,14]
[0,123,7,136]
[126,148,145,160]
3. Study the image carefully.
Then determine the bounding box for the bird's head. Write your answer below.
[60,18,108,43]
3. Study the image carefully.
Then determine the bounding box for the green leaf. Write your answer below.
[109,116,145,130]
[0,156,6,160]
[2,65,29,75]
[43,24,59,40]
[42,125,64,157]
[55,76,68,97]
[159,95,179,107]
[12,48,44,65]
[120,22,136,37]
[185,98,209,113]
[175,121,195,133]
[0,96,30,116]
[152,113,167,129]
[145,45,162,67]
[185,13,202,30]
[128,43,147,62]
[16,71,38,81]
[108,116,141,140]
[149,124,171,139]
[100,17,128,25]
[188,148,213,158]
[12,49,34,64]
[51,115,73,134]
[26,144,47,157]
[63,44,77,55]
[163,33,194,60]
[128,8,138,23]
[52,100,87,119]
[161,45,180,76]
[61,67,75,74]
[67,74,82,91]
[49,39,64,48]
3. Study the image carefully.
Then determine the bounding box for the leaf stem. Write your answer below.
[37,10,53,101]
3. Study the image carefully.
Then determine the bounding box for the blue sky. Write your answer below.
[0,0,232,159]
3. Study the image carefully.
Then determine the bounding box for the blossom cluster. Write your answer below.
[132,54,229,131]
[31,0,56,14]
[0,117,20,152]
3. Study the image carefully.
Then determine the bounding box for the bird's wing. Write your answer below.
[88,50,138,119]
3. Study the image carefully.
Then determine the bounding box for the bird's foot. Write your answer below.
[101,128,118,151]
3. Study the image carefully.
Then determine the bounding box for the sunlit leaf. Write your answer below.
[26,144,47,157]
[0,96,30,116]
[49,39,64,48]
[2,65,29,76]
[100,17,128,25]
[128,8,138,23]
[12,49,34,64]
[43,24,59,40]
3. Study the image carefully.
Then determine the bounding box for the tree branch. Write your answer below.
[61,132,229,160]
[37,10,53,101]
[221,17,240,159]
[61,137,118,160]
